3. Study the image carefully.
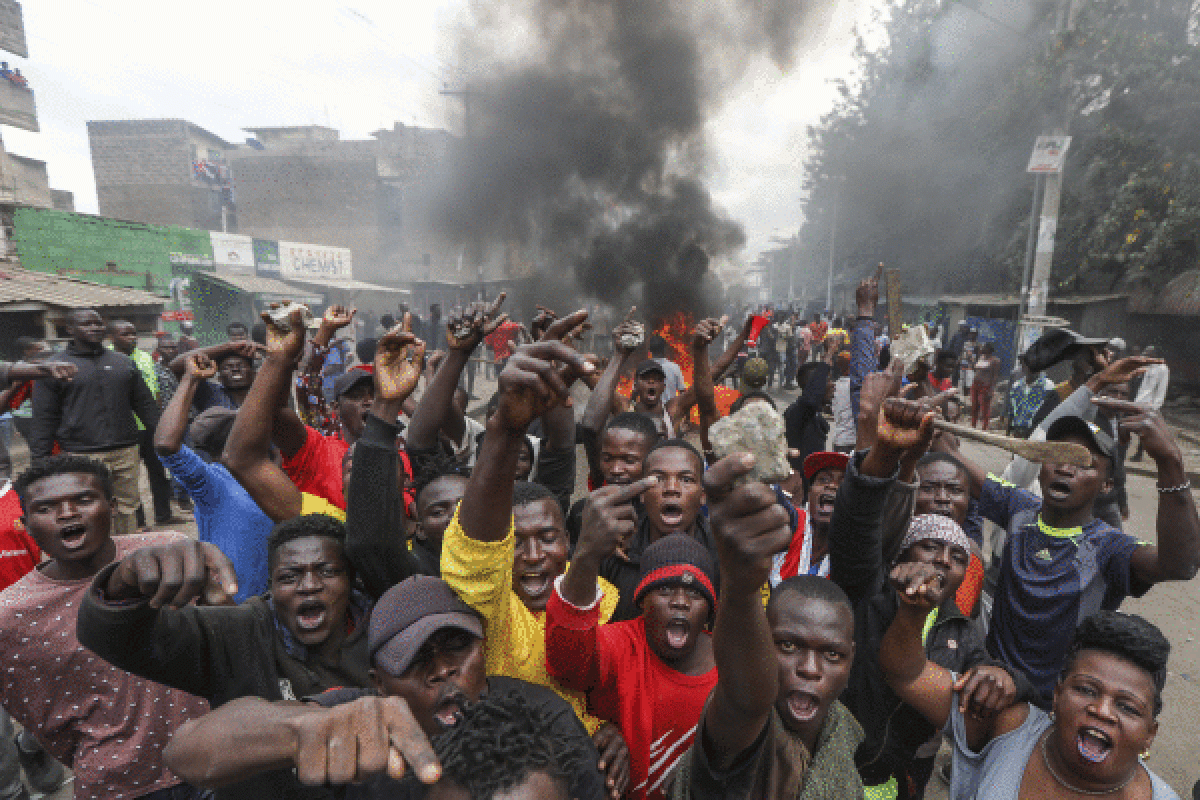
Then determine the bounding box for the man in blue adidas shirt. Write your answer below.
[937,404,1199,707]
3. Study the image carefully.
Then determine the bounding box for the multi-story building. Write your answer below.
[228,122,458,284]
[88,119,235,231]
[0,0,73,211]
[86,117,465,285]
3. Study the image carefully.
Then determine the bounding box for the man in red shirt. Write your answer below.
[546,476,719,800]
[484,319,521,371]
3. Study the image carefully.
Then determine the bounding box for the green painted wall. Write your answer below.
[11,207,213,295]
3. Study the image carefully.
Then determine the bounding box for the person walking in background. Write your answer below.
[970,341,999,430]
[110,320,179,528]
[808,312,828,362]
[760,317,780,389]
[782,312,799,388]
[29,309,160,536]
[947,320,969,386]
[959,326,979,394]
[1131,344,1169,461]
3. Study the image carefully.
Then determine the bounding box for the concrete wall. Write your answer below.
[6,153,50,208]
[227,145,381,274]
[88,119,232,229]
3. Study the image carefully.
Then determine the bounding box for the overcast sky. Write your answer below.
[4,0,878,265]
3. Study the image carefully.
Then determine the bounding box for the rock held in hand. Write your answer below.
[709,402,791,486]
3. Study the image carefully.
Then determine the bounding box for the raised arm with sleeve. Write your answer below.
[828,403,917,608]
[74,538,251,703]
[694,454,794,769]
[222,310,307,523]
[849,269,882,421]
[456,312,594,545]
[878,563,1020,753]
[1005,354,1160,489]
[551,475,659,693]
[167,340,257,379]
[537,392,578,513]
[581,311,642,485]
[153,355,214,457]
[408,296,507,452]
[343,327,425,601]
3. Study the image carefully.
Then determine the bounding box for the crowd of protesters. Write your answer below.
[0,270,1190,800]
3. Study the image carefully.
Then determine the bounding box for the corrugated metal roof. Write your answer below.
[0,267,165,309]
[1129,270,1200,316]
[193,271,324,304]
[283,276,410,294]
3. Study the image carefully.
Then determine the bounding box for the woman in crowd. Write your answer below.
[880,563,1179,800]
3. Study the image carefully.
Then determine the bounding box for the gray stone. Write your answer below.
[618,322,645,350]
[708,402,792,486]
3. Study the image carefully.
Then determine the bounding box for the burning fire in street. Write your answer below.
[617,313,741,422]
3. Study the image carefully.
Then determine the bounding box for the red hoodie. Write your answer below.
[545,585,717,800]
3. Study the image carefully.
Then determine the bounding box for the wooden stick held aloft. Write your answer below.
[934,419,1093,466]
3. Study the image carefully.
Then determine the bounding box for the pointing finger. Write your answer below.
[543,309,590,342]
[604,476,659,506]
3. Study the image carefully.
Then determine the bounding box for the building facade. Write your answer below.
[87,118,464,285]
[0,0,73,211]
[88,119,235,231]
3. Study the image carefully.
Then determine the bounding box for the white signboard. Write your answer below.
[1027,135,1072,174]
[209,232,255,275]
[277,241,353,280]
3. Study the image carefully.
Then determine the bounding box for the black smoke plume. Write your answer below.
[436,0,823,322]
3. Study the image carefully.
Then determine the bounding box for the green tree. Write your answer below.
[799,0,1200,297]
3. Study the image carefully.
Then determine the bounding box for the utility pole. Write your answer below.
[827,182,839,313]
[440,84,484,299]
[1026,0,1087,317]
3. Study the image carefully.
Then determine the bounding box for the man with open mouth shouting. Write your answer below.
[599,438,719,622]
[768,450,848,585]
[546,475,718,800]
[667,450,862,800]
[882,591,1177,800]
[937,395,1200,708]
[78,512,372,800]
[162,575,606,800]
[0,456,211,800]
[430,310,632,799]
